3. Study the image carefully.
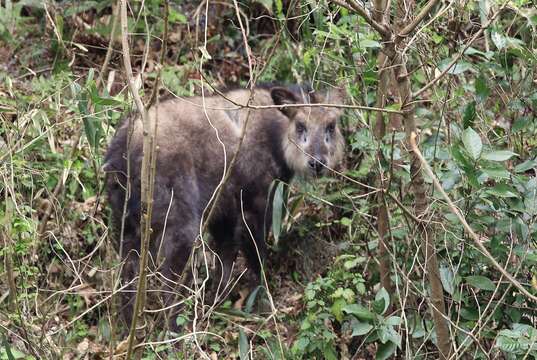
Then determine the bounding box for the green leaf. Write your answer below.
[169,8,187,23]
[437,59,474,74]
[239,329,249,360]
[272,181,285,245]
[322,345,338,360]
[460,307,479,321]
[482,166,511,180]
[350,319,373,336]
[466,275,496,291]
[486,184,518,198]
[359,39,381,48]
[463,101,476,129]
[342,304,375,322]
[374,288,390,315]
[83,116,97,150]
[331,298,346,323]
[451,143,472,170]
[462,127,482,160]
[515,159,537,173]
[385,316,401,326]
[244,286,263,314]
[340,217,352,227]
[475,75,490,102]
[91,96,122,107]
[376,341,397,360]
[482,150,517,162]
[293,337,309,352]
[491,31,507,50]
[439,266,455,295]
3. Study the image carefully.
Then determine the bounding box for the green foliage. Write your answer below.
[291,255,405,359]
[496,324,537,358]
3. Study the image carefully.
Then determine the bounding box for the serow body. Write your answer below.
[104,84,345,325]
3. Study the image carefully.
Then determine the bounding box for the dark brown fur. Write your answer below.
[104,85,344,324]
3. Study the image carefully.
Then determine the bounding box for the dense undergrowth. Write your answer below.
[0,0,536,359]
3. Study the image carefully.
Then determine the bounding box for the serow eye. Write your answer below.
[296,122,306,135]
[326,123,336,134]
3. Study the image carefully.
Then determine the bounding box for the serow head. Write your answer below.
[271,86,345,178]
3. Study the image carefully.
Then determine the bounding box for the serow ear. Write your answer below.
[270,87,299,118]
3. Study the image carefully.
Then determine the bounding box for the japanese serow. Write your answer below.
[104,84,345,320]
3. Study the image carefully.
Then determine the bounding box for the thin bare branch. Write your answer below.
[398,0,440,37]
[331,0,391,38]
[165,84,404,114]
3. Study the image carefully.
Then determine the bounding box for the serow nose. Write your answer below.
[308,158,327,175]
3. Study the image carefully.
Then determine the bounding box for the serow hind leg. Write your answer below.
[240,211,267,289]
[117,231,141,330]
[155,221,198,330]
[208,219,240,304]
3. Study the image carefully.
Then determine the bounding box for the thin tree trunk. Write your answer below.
[120,0,156,358]
[333,0,453,356]
[388,48,453,359]
[373,52,393,295]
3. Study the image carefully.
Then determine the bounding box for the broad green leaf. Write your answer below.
[244,286,263,314]
[359,39,381,48]
[439,266,455,295]
[482,150,517,162]
[239,329,249,360]
[466,275,496,291]
[475,75,490,102]
[460,307,480,321]
[376,341,397,360]
[322,345,338,360]
[331,298,346,322]
[512,117,531,132]
[342,304,375,322]
[293,337,309,352]
[462,127,482,160]
[451,143,472,170]
[272,182,285,245]
[524,191,537,216]
[482,166,511,180]
[449,62,473,74]
[515,159,537,173]
[486,184,518,198]
[463,101,476,129]
[169,8,187,23]
[91,95,122,107]
[496,334,523,354]
[385,316,402,326]
[350,319,373,336]
[491,31,507,50]
[464,46,494,59]
[374,288,390,315]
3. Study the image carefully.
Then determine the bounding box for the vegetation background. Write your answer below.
[0,0,536,359]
